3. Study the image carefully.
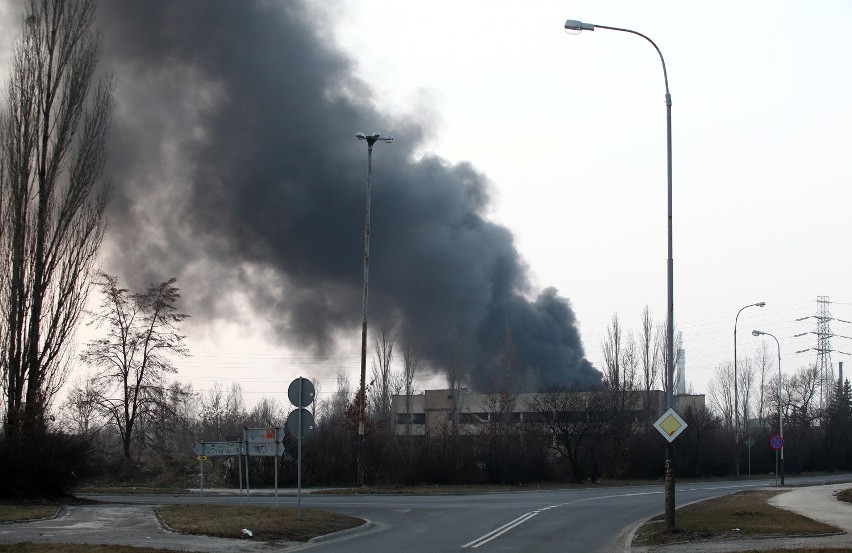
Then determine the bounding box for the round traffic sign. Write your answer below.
[288,377,315,407]
[287,408,315,438]
[770,434,784,450]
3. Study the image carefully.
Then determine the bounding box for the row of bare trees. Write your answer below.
[708,347,852,474]
[49,310,852,489]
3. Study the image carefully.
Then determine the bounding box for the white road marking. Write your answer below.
[462,511,540,548]
[460,485,760,548]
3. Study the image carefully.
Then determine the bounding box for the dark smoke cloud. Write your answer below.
[95,1,601,391]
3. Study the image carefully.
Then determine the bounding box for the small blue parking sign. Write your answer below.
[770,434,784,450]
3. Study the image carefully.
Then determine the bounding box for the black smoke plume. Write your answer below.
[94,1,601,391]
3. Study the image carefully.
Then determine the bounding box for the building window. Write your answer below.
[395,413,426,424]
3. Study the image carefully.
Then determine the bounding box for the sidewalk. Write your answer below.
[628,484,852,553]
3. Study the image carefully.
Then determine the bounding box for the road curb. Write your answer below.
[308,519,375,544]
[614,515,650,553]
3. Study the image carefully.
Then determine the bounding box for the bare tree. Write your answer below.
[401,333,419,441]
[321,371,351,427]
[369,324,395,427]
[59,375,103,437]
[655,320,682,395]
[200,382,246,441]
[81,274,188,459]
[602,313,638,393]
[639,306,660,422]
[1,0,113,439]
[601,314,639,477]
[525,385,604,483]
[602,313,623,390]
[788,364,821,426]
[247,396,283,428]
[753,342,773,430]
[736,356,756,437]
[478,386,519,483]
[709,361,735,431]
[138,380,194,454]
[446,323,463,439]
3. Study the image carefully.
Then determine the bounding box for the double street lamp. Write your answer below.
[752,329,784,486]
[563,18,675,530]
[733,301,765,478]
[355,131,394,487]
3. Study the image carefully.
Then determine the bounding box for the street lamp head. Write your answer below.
[564,19,595,32]
[756,302,766,307]
[752,330,763,337]
[357,132,393,144]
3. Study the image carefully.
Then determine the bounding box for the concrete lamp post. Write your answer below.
[355,131,393,487]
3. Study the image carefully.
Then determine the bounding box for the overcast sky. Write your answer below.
[3,1,851,407]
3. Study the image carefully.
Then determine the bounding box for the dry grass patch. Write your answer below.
[158,504,363,541]
[634,490,840,547]
[837,488,852,503]
[0,505,60,522]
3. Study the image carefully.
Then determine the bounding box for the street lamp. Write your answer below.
[752,329,784,486]
[355,131,393,487]
[564,17,675,530]
[733,301,765,478]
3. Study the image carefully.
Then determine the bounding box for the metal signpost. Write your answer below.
[288,377,315,515]
[193,441,246,497]
[770,434,785,486]
[745,436,755,478]
[244,427,284,504]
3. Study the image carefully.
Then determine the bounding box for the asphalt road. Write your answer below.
[6,474,851,553]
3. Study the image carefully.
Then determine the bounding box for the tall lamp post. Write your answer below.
[752,329,784,486]
[733,301,765,478]
[355,131,393,487]
[563,18,675,530]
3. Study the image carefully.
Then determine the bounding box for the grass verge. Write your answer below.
[0,505,60,522]
[633,490,840,547]
[837,488,852,503]
[158,504,363,541]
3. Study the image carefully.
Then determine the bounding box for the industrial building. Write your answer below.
[391,388,705,436]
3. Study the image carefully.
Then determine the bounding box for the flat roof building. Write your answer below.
[391,388,705,436]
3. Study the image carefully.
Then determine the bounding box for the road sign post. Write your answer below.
[288,377,315,516]
[745,436,755,478]
[653,408,687,532]
[770,434,785,487]
[193,441,246,497]
[199,448,204,497]
[244,427,284,503]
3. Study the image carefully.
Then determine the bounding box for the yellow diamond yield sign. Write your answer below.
[654,408,688,443]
